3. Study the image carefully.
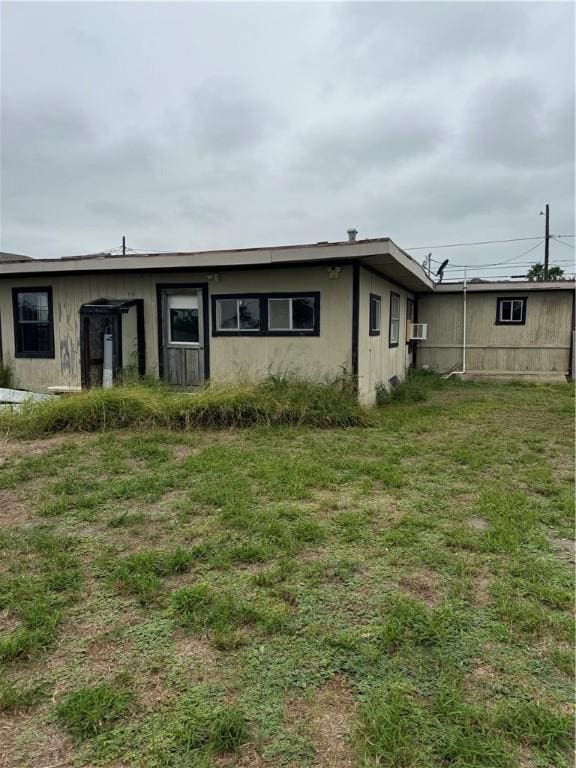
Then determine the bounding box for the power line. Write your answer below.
[552,237,576,250]
[406,236,544,251]
[444,239,546,269]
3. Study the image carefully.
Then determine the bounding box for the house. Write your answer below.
[417,280,575,381]
[0,236,573,404]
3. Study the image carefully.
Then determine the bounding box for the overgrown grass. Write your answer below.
[376,368,446,404]
[0,361,14,388]
[0,377,369,437]
[0,380,573,767]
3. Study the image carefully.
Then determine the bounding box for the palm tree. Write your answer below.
[526,262,564,281]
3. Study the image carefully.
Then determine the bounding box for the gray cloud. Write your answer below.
[0,1,574,273]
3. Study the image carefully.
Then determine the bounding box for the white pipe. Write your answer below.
[442,269,467,379]
[462,268,467,374]
[103,333,113,388]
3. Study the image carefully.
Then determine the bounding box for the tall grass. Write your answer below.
[0,377,370,438]
[376,369,446,405]
[0,362,14,388]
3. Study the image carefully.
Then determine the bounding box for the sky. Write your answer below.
[1,1,574,279]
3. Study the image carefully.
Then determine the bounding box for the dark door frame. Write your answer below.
[155,283,210,381]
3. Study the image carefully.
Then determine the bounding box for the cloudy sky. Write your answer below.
[1,1,574,277]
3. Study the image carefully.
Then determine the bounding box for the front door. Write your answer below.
[80,313,121,388]
[159,286,206,386]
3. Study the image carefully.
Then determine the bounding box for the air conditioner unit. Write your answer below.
[409,323,428,341]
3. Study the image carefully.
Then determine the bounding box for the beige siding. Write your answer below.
[417,291,573,375]
[0,266,353,391]
[357,268,414,404]
[210,267,353,382]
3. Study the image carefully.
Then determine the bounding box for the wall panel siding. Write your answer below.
[0,266,353,392]
[417,290,573,375]
[357,268,414,404]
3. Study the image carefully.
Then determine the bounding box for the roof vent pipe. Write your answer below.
[347,228,358,242]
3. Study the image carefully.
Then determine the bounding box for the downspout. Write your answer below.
[443,268,468,378]
[462,268,467,374]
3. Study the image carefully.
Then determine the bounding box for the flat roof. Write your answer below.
[0,237,435,292]
[434,280,575,293]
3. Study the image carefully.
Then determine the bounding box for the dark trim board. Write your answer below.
[156,283,210,382]
[388,291,400,348]
[12,286,55,359]
[210,292,321,337]
[495,296,528,326]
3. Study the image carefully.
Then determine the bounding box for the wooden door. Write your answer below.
[159,287,206,386]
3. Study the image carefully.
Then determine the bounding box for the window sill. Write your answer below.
[15,352,55,359]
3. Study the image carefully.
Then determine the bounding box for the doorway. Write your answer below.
[157,285,209,386]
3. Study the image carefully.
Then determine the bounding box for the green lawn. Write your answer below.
[0,381,574,767]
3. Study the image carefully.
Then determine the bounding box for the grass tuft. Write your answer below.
[0,377,370,438]
[53,678,134,740]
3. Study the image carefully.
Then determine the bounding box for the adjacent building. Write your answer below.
[0,237,573,404]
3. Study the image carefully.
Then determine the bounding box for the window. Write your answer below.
[215,297,261,332]
[268,297,315,331]
[168,294,199,344]
[496,297,527,325]
[369,294,381,336]
[212,293,320,336]
[12,287,54,358]
[389,292,400,347]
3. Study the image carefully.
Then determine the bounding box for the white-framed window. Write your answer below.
[215,297,261,332]
[369,294,381,336]
[268,296,315,332]
[496,297,527,325]
[389,292,400,347]
[168,294,199,345]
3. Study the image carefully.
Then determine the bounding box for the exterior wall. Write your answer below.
[357,267,414,405]
[0,266,353,391]
[417,290,574,376]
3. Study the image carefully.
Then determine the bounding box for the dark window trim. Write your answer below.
[369,293,381,336]
[156,283,210,381]
[406,298,416,351]
[389,291,400,348]
[211,292,320,337]
[12,286,55,358]
[495,296,527,325]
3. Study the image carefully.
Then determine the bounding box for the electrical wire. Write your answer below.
[552,237,576,250]
[442,239,546,269]
[406,236,544,251]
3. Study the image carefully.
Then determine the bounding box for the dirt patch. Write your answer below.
[0,609,21,635]
[551,537,575,563]
[463,658,501,698]
[173,632,218,683]
[466,516,489,531]
[0,711,74,768]
[284,676,357,768]
[0,488,33,528]
[0,435,76,463]
[398,569,443,607]
[215,745,266,767]
[474,569,492,606]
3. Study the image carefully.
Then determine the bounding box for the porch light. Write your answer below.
[327,266,341,279]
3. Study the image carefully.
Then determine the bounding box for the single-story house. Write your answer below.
[0,236,573,404]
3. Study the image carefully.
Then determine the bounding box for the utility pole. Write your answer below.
[543,204,550,280]
[427,253,432,277]
[122,236,126,257]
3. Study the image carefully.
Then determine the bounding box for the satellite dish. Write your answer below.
[436,258,449,279]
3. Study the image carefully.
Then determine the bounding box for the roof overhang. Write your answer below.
[0,238,434,292]
[432,280,576,294]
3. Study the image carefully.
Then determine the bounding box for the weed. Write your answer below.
[53,678,134,740]
[0,677,47,712]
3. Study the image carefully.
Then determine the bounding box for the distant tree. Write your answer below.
[527,262,565,281]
